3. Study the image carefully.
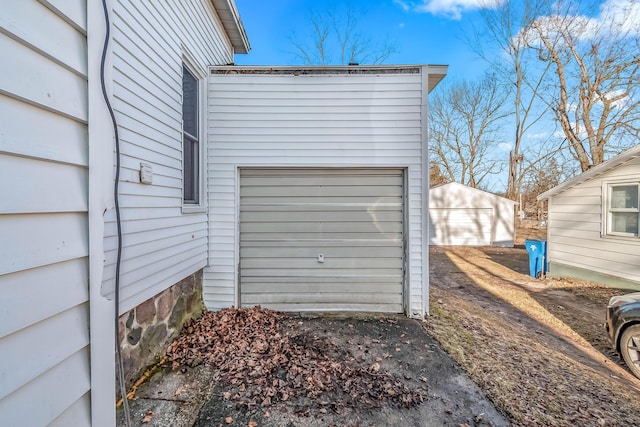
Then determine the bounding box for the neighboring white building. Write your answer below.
[0,1,248,426]
[538,145,640,290]
[205,66,447,317]
[429,182,516,247]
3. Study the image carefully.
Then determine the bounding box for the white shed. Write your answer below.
[538,145,640,290]
[204,66,447,317]
[429,182,516,247]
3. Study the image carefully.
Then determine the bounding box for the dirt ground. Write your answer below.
[121,224,640,427]
[191,313,507,427]
[427,227,640,426]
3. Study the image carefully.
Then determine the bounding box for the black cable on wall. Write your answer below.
[99,0,131,425]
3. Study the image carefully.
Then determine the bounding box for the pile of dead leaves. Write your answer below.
[166,307,425,415]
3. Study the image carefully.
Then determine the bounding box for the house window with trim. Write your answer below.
[608,183,639,237]
[182,64,199,204]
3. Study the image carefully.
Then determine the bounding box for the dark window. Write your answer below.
[182,65,199,204]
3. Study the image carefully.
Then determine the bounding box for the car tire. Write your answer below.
[620,324,640,379]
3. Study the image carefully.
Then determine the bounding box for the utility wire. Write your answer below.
[99,0,131,425]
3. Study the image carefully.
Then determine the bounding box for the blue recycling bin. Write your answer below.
[525,239,547,278]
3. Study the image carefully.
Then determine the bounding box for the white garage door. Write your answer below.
[239,168,404,312]
[429,208,492,246]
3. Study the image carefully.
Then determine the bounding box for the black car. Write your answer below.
[606,292,640,379]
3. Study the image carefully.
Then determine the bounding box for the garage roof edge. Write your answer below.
[210,64,448,92]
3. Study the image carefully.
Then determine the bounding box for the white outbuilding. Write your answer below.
[205,66,447,317]
[429,182,516,247]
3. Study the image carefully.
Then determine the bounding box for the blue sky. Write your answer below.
[233,0,491,81]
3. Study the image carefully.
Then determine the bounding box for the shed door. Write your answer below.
[429,208,492,246]
[239,168,404,312]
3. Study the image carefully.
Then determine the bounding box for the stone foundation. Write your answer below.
[118,270,205,390]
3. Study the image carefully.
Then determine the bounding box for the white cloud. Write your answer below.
[497,142,512,151]
[522,0,640,44]
[597,89,631,109]
[393,0,411,12]
[525,132,547,140]
[598,0,640,36]
[393,0,500,20]
[554,122,587,140]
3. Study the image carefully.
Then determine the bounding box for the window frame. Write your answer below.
[181,57,207,213]
[604,180,640,238]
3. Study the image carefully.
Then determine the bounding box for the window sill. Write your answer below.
[602,233,639,241]
[182,205,206,214]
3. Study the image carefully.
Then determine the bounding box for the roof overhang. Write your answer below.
[211,0,250,54]
[538,144,640,201]
[209,64,448,92]
[424,65,448,93]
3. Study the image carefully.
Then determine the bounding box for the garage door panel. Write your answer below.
[241,239,402,247]
[241,268,402,278]
[241,257,403,269]
[241,185,402,198]
[241,210,402,223]
[241,292,403,305]
[239,168,404,313]
[240,232,403,241]
[241,245,402,258]
[240,221,403,234]
[243,204,402,212]
[241,175,403,187]
[241,281,401,293]
[241,196,402,205]
[248,302,402,313]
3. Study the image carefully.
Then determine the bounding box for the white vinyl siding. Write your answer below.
[239,168,404,312]
[546,158,640,284]
[428,182,516,247]
[0,0,90,424]
[206,68,428,316]
[429,208,492,246]
[104,0,235,313]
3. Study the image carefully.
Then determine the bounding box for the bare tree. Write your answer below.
[429,75,510,189]
[470,0,555,200]
[289,8,397,65]
[528,0,640,171]
[429,164,450,186]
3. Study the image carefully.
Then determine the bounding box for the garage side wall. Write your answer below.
[206,69,427,316]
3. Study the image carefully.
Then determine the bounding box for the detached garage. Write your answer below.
[429,182,516,247]
[203,65,447,317]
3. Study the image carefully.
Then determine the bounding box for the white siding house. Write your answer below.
[538,145,640,289]
[429,182,516,247]
[205,66,447,317]
[0,1,248,426]
[103,0,248,313]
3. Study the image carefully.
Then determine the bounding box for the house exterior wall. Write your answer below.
[205,67,430,317]
[546,158,640,287]
[103,0,236,314]
[429,182,516,247]
[0,1,92,425]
